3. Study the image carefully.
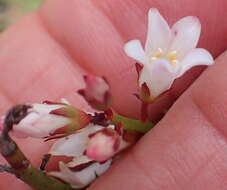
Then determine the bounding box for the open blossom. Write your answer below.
[124,8,214,102]
[48,124,128,188]
[11,102,90,138]
[78,75,112,111]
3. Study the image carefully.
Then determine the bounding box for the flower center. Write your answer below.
[150,49,178,67]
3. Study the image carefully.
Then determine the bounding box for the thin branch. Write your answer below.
[0,164,15,174]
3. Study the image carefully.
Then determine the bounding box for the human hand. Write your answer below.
[0,0,227,189]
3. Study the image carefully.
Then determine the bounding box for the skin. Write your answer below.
[1,0,227,189]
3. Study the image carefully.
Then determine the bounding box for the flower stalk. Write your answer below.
[108,110,154,133]
[0,105,78,190]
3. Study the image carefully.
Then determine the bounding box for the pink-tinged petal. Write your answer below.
[13,112,71,138]
[145,8,171,55]
[49,160,111,189]
[124,40,147,65]
[139,59,177,98]
[33,103,65,113]
[49,125,103,157]
[169,16,201,59]
[11,102,91,138]
[178,48,214,77]
[85,128,120,162]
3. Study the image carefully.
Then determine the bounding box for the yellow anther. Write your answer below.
[167,51,177,61]
[150,48,163,61]
[167,51,178,67]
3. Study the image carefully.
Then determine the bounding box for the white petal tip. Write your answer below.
[124,40,140,54]
[198,48,214,64]
[124,40,146,64]
[180,16,201,27]
[190,16,200,26]
[148,8,159,14]
[148,8,163,22]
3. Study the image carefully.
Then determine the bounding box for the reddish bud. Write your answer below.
[78,75,112,111]
[85,128,120,162]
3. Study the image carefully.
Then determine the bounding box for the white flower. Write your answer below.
[124,8,213,100]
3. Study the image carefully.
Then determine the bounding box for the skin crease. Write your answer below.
[0,0,227,189]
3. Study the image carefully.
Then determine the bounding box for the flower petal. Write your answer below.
[86,128,120,162]
[145,8,171,55]
[67,156,92,168]
[49,160,111,189]
[169,16,201,59]
[32,103,64,114]
[13,112,71,138]
[49,125,103,157]
[124,40,147,64]
[178,48,214,77]
[139,59,177,98]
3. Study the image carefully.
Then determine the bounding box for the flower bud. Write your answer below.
[78,75,112,111]
[85,128,120,162]
[11,101,91,139]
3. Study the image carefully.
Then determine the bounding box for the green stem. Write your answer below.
[0,135,75,190]
[112,113,154,133]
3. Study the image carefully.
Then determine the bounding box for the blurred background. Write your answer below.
[0,0,43,31]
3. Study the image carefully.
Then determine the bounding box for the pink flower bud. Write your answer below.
[11,101,91,139]
[78,75,112,111]
[85,128,120,162]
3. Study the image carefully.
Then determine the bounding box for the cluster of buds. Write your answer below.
[48,123,129,189]
[5,102,133,189]
[0,75,123,189]
[2,94,139,189]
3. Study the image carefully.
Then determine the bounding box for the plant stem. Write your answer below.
[0,135,76,190]
[141,102,149,122]
[112,113,154,133]
[0,164,15,174]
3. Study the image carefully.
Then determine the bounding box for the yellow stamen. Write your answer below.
[167,51,178,67]
[150,48,163,61]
